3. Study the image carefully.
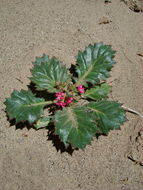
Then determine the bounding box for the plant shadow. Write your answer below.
[47,125,76,155]
[69,64,78,78]
[28,82,55,101]
[8,115,75,155]
[5,82,77,154]
[9,117,35,130]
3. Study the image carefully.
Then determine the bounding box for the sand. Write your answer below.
[0,0,143,189]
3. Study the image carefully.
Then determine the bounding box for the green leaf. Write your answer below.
[75,43,116,86]
[34,116,51,129]
[4,90,47,124]
[33,54,49,65]
[54,106,97,149]
[87,101,126,134]
[31,57,71,92]
[84,83,111,100]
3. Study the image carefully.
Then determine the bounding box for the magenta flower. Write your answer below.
[55,91,65,100]
[77,85,85,94]
[55,101,66,108]
[65,97,74,105]
[55,91,74,108]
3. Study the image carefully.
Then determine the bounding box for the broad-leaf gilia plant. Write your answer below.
[5,43,126,149]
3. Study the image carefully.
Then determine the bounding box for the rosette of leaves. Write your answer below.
[4,43,126,149]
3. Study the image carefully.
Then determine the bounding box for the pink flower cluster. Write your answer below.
[77,85,85,94]
[55,92,74,108]
[55,92,65,100]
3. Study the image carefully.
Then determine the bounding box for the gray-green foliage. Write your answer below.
[34,116,51,129]
[84,83,111,100]
[87,101,126,134]
[75,43,116,86]
[5,90,45,123]
[54,106,97,149]
[31,57,71,92]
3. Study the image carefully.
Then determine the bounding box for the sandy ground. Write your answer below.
[0,0,143,190]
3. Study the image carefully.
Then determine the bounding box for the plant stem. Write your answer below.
[122,105,143,119]
[30,101,54,107]
[41,101,54,106]
[74,81,80,87]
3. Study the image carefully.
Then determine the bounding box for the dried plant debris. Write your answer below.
[137,49,143,57]
[121,0,143,12]
[99,17,112,24]
[104,0,111,3]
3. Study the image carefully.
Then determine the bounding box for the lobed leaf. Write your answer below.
[84,83,111,100]
[31,57,71,92]
[75,43,116,86]
[4,90,46,124]
[87,101,126,134]
[34,116,51,129]
[54,106,97,149]
[33,54,49,65]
